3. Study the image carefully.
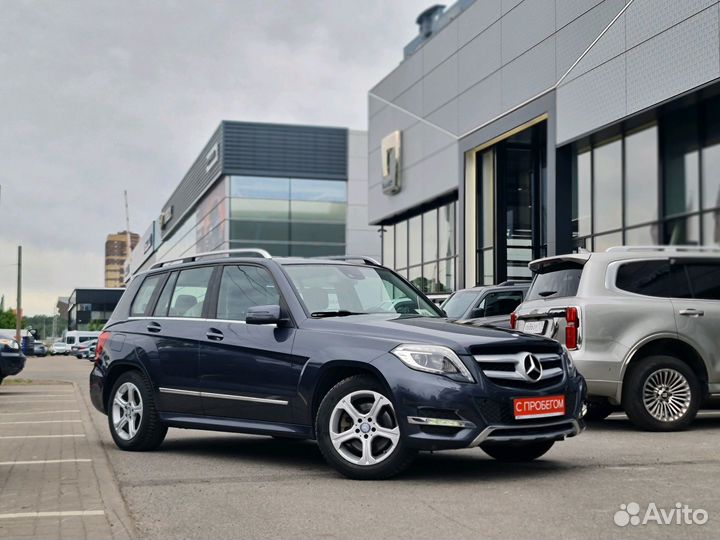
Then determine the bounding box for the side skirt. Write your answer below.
[158,412,314,440]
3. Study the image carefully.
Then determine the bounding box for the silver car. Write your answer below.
[512,246,720,431]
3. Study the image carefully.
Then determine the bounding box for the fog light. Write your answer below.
[407,416,476,429]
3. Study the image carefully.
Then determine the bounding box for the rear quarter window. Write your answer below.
[615,260,690,298]
[526,262,584,301]
[130,274,164,317]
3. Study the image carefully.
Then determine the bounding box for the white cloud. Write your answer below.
[0,0,422,315]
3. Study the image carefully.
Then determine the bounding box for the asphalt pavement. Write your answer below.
[1,355,718,539]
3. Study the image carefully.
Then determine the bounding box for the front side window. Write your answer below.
[217,266,280,321]
[130,274,164,317]
[284,264,440,317]
[168,267,214,318]
[442,291,480,318]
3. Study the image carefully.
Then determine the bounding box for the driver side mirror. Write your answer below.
[471,307,485,318]
[246,305,282,325]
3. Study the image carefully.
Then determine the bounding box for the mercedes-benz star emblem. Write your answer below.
[523,354,543,381]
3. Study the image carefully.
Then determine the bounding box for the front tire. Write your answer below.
[108,371,167,451]
[316,375,416,480]
[623,355,701,432]
[584,398,615,422]
[481,440,555,462]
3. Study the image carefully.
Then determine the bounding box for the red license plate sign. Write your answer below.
[513,395,565,420]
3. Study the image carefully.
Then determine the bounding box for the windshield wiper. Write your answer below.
[537,290,558,297]
[310,310,368,318]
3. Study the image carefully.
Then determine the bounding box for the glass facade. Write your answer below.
[380,199,457,293]
[572,93,720,249]
[229,175,347,257]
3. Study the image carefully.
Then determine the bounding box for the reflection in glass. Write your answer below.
[437,258,454,293]
[230,220,289,242]
[290,222,345,243]
[382,225,394,267]
[408,266,422,291]
[423,209,437,262]
[290,179,347,202]
[593,139,622,233]
[439,202,455,259]
[408,215,422,267]
[593,232,623,252]
[702,96,720,211]
[422,261,437,293]
[231,176,290,199]
[573,149,592,238]
[625,225,658,246]
[703,211,720,245]
[664,216,700,245]
[231,198,289,220]
[395,221,407,269]
[663,109,699,217]
[289,201,346,222]
[625,126,658,226]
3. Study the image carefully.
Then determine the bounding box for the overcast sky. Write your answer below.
[0,0,422,316]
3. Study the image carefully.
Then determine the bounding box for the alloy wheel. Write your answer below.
[112,382,143,441]
[329,390,400,466]
[642,368,692,423]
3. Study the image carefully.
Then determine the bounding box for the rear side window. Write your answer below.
[130,274,164,317]
[168,267,214,318]
[526,262,584,301]
[616,260,690,298]
[217,265,279,321]
[479,291,524,317]
[685,263,720,300]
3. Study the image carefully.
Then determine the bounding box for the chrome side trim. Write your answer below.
[158,387,288,406]
[407,416,476,429]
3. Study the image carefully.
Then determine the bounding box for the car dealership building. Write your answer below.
[369,0,720,292]
[128,121,378,276]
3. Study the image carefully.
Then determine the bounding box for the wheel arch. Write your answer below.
[102,361,152,414]
[309,360,392,435]
[619,336,709,402]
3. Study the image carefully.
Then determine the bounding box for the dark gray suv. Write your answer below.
[90,249,586,479]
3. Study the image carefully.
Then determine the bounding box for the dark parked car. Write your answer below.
[90,249,586,479]
[442,282,529,328]
[0,333,26,384]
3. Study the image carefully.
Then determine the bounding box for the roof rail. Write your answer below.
[149,248,272,270]
[498,280,531,286]
[606,245,720,254]
[313,255,382,266]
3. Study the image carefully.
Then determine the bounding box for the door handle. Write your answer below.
[679,308,704,317]
[147,321,162,333]
[206,328,224,341]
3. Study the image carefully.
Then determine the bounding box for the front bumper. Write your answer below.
[373,353,587,451]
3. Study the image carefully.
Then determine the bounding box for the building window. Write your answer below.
[592,138,622,234]
[380,198,457,293]
[625,125,659,227]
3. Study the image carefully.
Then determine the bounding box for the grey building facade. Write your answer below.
[128,121,379,276]
[369,0,720,292]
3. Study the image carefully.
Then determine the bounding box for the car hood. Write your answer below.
[304,314,557,354]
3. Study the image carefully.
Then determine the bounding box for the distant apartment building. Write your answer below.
[105,231,139,287]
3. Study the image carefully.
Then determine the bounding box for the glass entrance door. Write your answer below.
[475,121,546,284]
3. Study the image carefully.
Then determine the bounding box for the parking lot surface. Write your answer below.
[1,355,718,539]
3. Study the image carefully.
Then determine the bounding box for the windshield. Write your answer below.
[284,264,441,317]
[526,262,584,301]
[441,290,481,318]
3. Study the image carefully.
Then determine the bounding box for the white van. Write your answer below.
[63,331,101,347]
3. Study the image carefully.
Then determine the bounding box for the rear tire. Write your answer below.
[108,371,167,451]
[584,399,615,422]
[623,355,701,432]
[316,375,416,480]
[481,440,555,462]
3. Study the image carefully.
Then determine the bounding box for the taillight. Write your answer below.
[95,331,110,363]
[510,311,517,329]
[565,307,579,350]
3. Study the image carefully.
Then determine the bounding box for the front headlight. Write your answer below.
[392,344,474,382]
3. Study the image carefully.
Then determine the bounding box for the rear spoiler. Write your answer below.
[529,253,591,273]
